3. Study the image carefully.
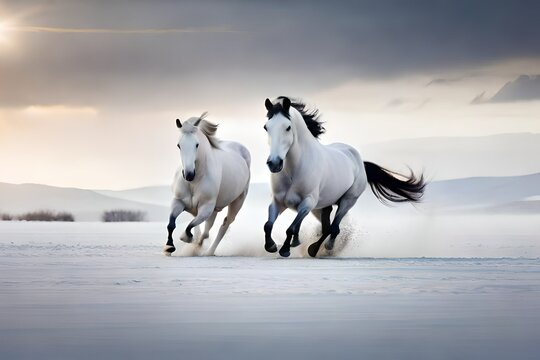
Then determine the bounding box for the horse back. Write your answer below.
[219,141,251,169]
[315,143,365,207]
[326,143,363,172]
[215,141,251,208]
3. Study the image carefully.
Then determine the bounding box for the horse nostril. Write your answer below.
[266,160,272,165]
[184,171,196,181]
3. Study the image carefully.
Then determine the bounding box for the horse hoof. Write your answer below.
[290,238,301,247]
[163,245,176,255]
[265,242,278,253]
[324,241,334,251]
[279,247,290,258]
[307,243,319,258]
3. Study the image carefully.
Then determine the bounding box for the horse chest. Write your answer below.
[278,190,303,209]
[272,178,308,210]
[174,187,199,213]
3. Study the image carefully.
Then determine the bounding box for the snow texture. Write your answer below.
[1,216,540,360]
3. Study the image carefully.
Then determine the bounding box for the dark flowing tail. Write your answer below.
[364,161,426,204]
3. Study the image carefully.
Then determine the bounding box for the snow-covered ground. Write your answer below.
[1,216,540,359]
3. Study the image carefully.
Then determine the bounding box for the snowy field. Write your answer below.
[1,215,540,359]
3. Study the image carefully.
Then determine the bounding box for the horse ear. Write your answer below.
[176,119,182,128]
[282,97,291,113]
[265,98,273,111]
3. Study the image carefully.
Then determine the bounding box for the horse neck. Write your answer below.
[194,132,216,179]
[284,114,320,175]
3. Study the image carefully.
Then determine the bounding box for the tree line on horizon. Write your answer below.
[0,209,147,222]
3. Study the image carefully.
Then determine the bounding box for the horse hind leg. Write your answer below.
[307,206,332,257]
[198,211,218,246]
[206,191,246,256]
[324,195,358,251]
[292,207,331,248]
[313,207,332,234]
[193,225,202,243]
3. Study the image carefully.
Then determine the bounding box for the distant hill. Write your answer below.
[0,183,168,221]
[94,174,540,215]
[96,186,172,206]
[481,200,540,214]
[423,173,540,210]
[489,75,540,103]
[361,133,540,181]
[1,172,539,222]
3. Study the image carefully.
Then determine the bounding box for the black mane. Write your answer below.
[268,96,325,138]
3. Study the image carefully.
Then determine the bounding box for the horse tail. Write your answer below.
[364,161,425,204]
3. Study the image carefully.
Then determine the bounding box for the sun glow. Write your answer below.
[0,21,6,40]
[0,20,12,45]
[23,105,99,116]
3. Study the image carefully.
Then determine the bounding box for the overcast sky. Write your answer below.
[1,0,539,189]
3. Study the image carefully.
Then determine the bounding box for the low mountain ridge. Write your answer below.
[0,182,168,221]
[1,172,539,222]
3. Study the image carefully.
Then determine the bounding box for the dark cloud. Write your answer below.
[425,75,479,87]
[2,0,540,109]
[386,98,405,108]
[385,97,430,110]
[426,78,461,86]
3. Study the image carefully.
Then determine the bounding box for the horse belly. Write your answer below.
[317,181,352,208]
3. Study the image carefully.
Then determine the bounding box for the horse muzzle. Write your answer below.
[266,158,283,173]
[183,170,196,182]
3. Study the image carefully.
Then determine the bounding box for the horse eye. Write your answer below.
[286,126,291,131]
[196,143,199,148]
[263,125,267,131]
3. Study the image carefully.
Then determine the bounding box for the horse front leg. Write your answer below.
[164,199,185,255]
[279,198,315,258]
[264,200,284,253]
[180,203,215,244]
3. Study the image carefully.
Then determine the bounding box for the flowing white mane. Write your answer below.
[181,112,221,148]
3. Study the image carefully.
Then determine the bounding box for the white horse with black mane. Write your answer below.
[164,112,250,256]
[263,97,425,257]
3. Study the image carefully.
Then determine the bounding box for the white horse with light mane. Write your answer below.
[164,112,250,256]
[263,97,425,257]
